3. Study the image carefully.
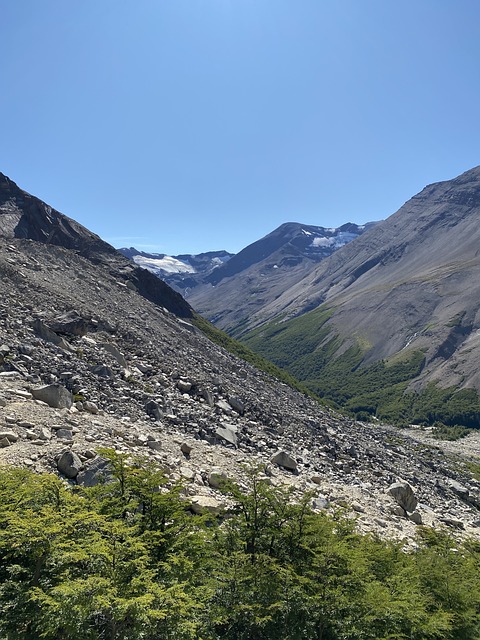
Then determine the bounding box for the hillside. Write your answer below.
[242,166,480,425]
[1,171,479,544]
[189,221,376,334]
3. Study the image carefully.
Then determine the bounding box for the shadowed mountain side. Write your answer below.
[0,173,192,318]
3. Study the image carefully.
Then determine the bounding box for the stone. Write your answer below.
[447,479,469,500]
[90,364,114,379]
[215,399,231,414]
[38,427,52,441]
[387,481,418,514]
[147,440,162,451]
[409,510,423,525]
[312,496,329,510]
[0,431,18,443]
[56,429,73,440]
[177,380,192,393]
[32,384,73,409]
[83,401,99,414]
[101,342,127,367]
[208,467,228,489]
[49,310,89,336]
[181,442,193,455]
[228,396,245,414]
[145,400,162,421]
[32,319,72,351]
[189,495,224,515]
[271,450,297,471]
[215,425,238,447]
[57,451,83,479]
[77,457,111,487]
[0,437,12,448]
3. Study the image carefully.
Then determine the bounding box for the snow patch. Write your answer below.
[133,255,196,274]
[311,237,335,248]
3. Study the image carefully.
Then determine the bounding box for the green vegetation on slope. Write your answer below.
[242,305,480,427]
[1,455,480,639]
[192,313,316,398]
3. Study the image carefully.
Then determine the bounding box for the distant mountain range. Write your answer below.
[240,166,480,425]
[120,221,377,331]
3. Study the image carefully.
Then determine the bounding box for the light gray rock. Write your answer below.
[83,401,99,414]
[0,431,18,443]
[447,479,469,500]
[215,399,232,414]
[387,481,418,514]
[57,451,83,478]
[215,425,238,447]
[32,384,73,409]
[177,380,192,393]
[101,342,127,367]
[189,495,224,515]
[271,450,297,471]
[208,467,228,489]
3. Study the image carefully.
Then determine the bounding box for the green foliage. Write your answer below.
[192,313,317,398]
[431,423,472,441]
[1,461,480,639]
[241,306,480,428]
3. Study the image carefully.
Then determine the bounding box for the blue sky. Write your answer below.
[2,1,480,255]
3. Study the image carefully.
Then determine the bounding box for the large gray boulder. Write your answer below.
[49,310,89,336]
[57,451,82,479]
[32,384,73,409]
[271,450,297,471]
[387,481,418,514]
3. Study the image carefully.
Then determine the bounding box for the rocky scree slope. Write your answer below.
[0,172,191,318]
[242,166,480,396]
[0,176,479,541]
[188,221,376,335]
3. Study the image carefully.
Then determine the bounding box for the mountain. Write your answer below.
[1,170,479,545]
[118,246,233,297]
[188,221,377,334]
[0,173,191,318]
[241,166,480,426]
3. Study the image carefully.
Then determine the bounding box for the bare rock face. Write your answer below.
[32,384,72,409]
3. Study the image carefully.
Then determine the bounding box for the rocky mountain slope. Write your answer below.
[0,172,480,540]
[118,247,233,297]
[241,166,480,423]
[188,221,376,334]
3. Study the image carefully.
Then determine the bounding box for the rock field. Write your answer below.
[1,236,480,544]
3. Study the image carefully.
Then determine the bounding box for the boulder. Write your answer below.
[181,442,193,455]
[387,481,418,514]
[32,384,73,409]
[145,400,162,421]
[76,457,111,487]
[208,467,228,489]
[228,396,245,414]
[271,450,297,471]
[32,319,72,351]
[57,451,82,479]
[177,380,192,393]
[189,495,224,515]
[49,310,89,336]
[215,425,238,447]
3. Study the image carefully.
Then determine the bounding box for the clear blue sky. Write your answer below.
[2,1,480,255]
